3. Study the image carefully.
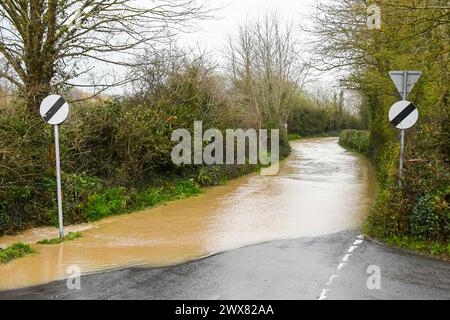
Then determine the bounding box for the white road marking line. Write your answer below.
[343,254,352,262]
[319,289,330,300]
[318,234,365,300]
[337,263,347,271]
[326,275,339,286]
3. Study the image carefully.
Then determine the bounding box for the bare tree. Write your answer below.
[305,0,449,72]
[225,12,310,129]
[0,0,209,114]
[129,42,187,101]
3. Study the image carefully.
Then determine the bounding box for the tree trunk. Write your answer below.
[23,82,51,116]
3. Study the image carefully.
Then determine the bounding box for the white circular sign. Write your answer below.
[40,95,69,125]
[389,100,418,130]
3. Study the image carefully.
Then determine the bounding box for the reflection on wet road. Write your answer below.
[0,137,376,290]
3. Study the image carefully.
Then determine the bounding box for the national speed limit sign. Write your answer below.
[40,95,69,125]
[389,100,419,130]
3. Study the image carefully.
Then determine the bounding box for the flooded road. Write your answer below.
[0,138,376,290]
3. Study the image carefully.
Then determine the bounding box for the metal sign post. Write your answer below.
[40,95,70,239]
[389,71,422,187]
[399,71,407,187]
[54,124,64,239]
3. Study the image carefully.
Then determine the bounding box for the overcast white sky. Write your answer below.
[106,0,340,94]
[175,0,341,87]
[178,0,316,53]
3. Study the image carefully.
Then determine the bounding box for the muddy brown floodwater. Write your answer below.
[0,137,376,290]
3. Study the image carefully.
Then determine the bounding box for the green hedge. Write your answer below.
[339,130,370,154]
[0,97,279,235]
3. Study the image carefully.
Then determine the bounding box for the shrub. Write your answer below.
[55,173,102,226]
[409,187,450,242]
[130,179,202,211]
[339,130,370,154]
[0,243,34,264]
[0,210,7,231]
[0,59,293,234]
[85,188,128,222]
[0,99,54,233]
[171,179,202,198]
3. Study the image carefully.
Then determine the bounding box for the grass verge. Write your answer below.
[84,179,203,222]
[288,133,301,141]
[37,231,82,245]
[0,243,34,264]
[366,233,450,261]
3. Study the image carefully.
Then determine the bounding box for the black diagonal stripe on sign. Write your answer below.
[43,97,66,122]
[390,103,416,127]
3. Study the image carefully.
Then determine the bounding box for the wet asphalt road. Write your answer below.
[1,230,449,300]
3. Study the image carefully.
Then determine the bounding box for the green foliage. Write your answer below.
[366,188,407,238]
[0,99,53,233]
[382,235,450,259]
[61,173,102,225]
[130,179,202,211]
[409,187,450,242]
[288,133,301,141]
[85,188,128,222]
[170,179,202,198]
[81,179,202,222]
[0,49,292,235]
[37,231,82,245]
[131,188,167,210]
[288,94,362,137]
[196,165,239,186]
[0,62,233,234]
[0,210,7,230]
[313,0,449,249]
[363,4,449,245]
[197,167,214,186]
[0,243,34,264]
[339,130,370,154]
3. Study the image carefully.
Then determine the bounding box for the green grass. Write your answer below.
[364,220,450,260]
[0,243,34,264]
[84,179,203,222]
[288,133,302,141]
[37,231,82,245]
[130,179,202,211]
[374,235,450,260]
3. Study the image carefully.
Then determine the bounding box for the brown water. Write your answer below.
[0,138,376,290]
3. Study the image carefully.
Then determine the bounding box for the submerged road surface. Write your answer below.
[2,231,449,300]
[1,138,449,299]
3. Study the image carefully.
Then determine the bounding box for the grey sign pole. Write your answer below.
[54,124,65,238]
[389,70,422,188]
[40,95,70,239]
[398,71,408,187]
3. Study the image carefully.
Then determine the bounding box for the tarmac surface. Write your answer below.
[1,231,449,300]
